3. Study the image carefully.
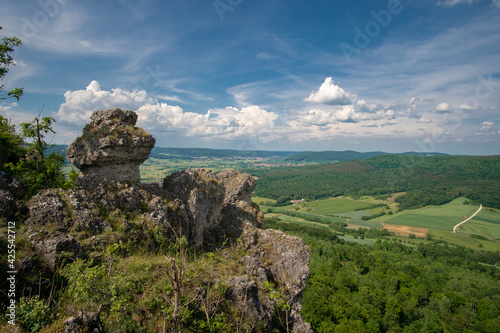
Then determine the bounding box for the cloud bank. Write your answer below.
[56,81,279,141]
[55,77,496,150]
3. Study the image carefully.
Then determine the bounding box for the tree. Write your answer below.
[0,26,23,101]
[7,112,66,197]
[0,115,25,171]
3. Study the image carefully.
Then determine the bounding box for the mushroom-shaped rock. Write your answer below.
[66,108,155,190]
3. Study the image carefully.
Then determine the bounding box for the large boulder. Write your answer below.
[66,108,155,190]
[0,171,27,199]
[226,275,271,329]
[65,189,111,235]
[0,189,18,222]
[162,168,264,250]
[242,224,313,333]
[163,169,225,250]
[26,189,70,230]
[31,232,83,270]
[64,311,103,333]
[218,169,264,240]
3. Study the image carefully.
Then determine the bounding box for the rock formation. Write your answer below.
[66,108,155,190]
[31,231,83,271]
[12,108,312,332]
[0,171,26,223]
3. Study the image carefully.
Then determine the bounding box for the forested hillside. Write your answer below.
[266,219,500,332]
[248,155,500,209]
[284,150,447,163]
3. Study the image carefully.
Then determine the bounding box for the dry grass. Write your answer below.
[384,224,428,237]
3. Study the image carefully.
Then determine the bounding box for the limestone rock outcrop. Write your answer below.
[226,275,270,326]
[66,108,155,190]
[64,311,103,333]
[26,189,69,229]
[219,169,264,238]
[0,189,18,222]
[26,189,110,235]
[162,168,264,250]
[163,169,225,250]
[242,224,313,333]
[31,231,83,270]
[0,171,26,223]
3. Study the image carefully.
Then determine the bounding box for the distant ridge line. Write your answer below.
[52,144,449,163]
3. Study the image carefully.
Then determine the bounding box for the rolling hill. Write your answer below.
[247,154,500,209]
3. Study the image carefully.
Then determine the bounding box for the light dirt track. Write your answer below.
[453,204,482,233]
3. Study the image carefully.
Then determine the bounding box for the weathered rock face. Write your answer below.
[0,171,27,199]
[163,169,225,250]
[242,223,313,333]
[26,189,69,230]
[219,169,264,239]
[64,311,103,333]
[163,168,264,250]
[31,231,83,271]
[66,108,155,190]
[226,275,270,328]
[26,189,110,235]
[0,189,18,222]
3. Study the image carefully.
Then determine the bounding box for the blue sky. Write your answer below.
[1,0,499,154]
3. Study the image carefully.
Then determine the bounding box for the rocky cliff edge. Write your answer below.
[1,108,312,332]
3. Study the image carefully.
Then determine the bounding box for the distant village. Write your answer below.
[252,162,305,168]
[291,198,306,204]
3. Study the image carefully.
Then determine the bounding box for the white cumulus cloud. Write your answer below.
[56,81,279,141]
[459,104,479,111]
[480,121,494,130]
[437,0,475,6]
[304,77,352,105]
[56,81,156,124]
[435,102,452,113]
[138,104,278,139]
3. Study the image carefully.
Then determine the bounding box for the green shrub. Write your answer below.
[17,296,53,332]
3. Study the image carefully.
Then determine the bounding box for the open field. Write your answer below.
[284,197,377,215]
[337,235,376,246]
[380,197,479,231]
[429,230,500,252]
[252,197,277,205]
[140,157,240,182]
[384,224,428,237]
[459,207,500,240]
[262,196,499,252]
[346,220,383,230]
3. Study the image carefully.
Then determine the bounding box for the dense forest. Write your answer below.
[266,219,500,333]
[247,155,500,209]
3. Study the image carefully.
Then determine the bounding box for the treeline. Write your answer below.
[247,155,500,209]
[283,150,447,163]
[266,220,500,332]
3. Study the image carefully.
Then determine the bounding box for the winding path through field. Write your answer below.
[453,204,482,233]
